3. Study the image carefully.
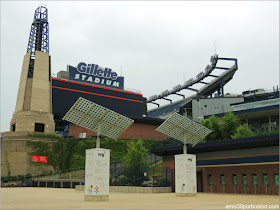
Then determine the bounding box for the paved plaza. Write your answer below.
[1,187,279,210]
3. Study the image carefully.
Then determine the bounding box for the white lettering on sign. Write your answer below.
[77,63,118,80]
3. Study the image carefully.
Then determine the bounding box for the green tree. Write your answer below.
[231,124,255,139]
[220,112,241,139]
[124,139,149,171]
[70,139,95,169]
[123,139,149,185]
[200,115,222,141]
[101,139,128,162]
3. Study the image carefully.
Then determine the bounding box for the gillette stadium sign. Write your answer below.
[68,62,124,89]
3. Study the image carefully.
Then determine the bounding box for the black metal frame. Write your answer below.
[27,6,49,59]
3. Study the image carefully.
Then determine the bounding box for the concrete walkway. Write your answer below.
[1,187,279,210]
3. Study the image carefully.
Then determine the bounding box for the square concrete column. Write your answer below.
[84,148,110,201]
[175,154,197,197]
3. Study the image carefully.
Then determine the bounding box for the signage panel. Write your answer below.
[31,155,48,163]
[85,148,110,196]
[175,154,197,194]
[68,63,124,89]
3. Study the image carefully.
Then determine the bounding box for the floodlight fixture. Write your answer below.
[156,112,212,154]
[63,97,134,148]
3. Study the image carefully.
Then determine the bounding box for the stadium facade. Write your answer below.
[150,88,279,195]
[52,65,170,140]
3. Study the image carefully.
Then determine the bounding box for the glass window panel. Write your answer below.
[274,174,279,186]
[242,174,247,185]
[208,175,212,185]
[263,174,268,186]
[221,174,225,185]
[233,174,237,186]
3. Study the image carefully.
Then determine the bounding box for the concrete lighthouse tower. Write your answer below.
[10,6,55,134]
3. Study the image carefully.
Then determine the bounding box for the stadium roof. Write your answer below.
[147,98,191,118]
[147,59,238,118]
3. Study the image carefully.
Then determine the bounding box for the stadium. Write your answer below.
[1,5,279,197]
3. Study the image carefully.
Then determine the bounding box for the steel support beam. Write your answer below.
[162,97,172,103]
[186,87,198,92]
[215,67,230,70]
[174,93,185,99]
[199,81,209,85]
[208,74,219,78]
[150,102,160,107]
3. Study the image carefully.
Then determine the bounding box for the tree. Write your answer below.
[231,124,255,139]
[124,139,149,171]
[200,115,222,141]
[123,140,149,185]
[70,139,95,169]
[220,112,241,140]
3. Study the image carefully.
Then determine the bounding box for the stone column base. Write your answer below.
[176,193,197,197]
[84,195,109,201]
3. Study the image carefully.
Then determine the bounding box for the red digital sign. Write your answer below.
[31,155,48,163]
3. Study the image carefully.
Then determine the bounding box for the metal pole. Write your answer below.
[198,99,200,122]
[96,122,101,148]
[183,133,187,154]
[165,167,168,187]
[268,113,271,132]
[124,168,126,186]
[152,167,154,187]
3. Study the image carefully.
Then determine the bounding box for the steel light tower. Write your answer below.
[10,5,55,134]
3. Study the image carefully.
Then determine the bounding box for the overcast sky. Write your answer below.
[1,1,279,132]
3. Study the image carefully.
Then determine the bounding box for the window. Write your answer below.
[35,123,45,132]
[274,173,279,186]
[11,124,16,131]
[197,107,204,111]
[78,133,86,138]
[233,174,237,186]
[242,174,247,185]
[221,174,225,185]
[252,174,257,186]
[208,175,212,185]
[263,174,268,186]
[213,106,220,110]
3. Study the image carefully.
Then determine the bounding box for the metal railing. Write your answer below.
[109,166,174,189]
[264,185,272,195]
[1,167,85,187]
[222,184,228,193]
[243,185,249,194]
[234,185,239,194]
[210,184,216,193]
